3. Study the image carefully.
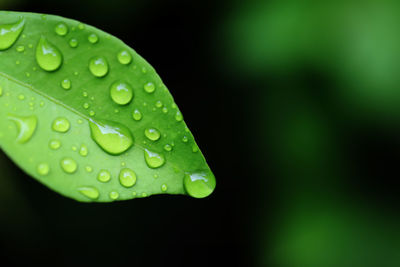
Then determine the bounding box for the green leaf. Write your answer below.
[0,11,216,202]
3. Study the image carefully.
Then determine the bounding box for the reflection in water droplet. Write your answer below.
[117,50,132,65]
[8,114,37,143]
[49,139,61,150]
[36,36,63,71]
[61,78,71,90]
[55,23,68,36]
[144,128,161,141]
[144,149,165,169]
[88,33,99,43]
[132,109,142,121]
[110,81,133,105]
[144,82,155,93]
[109,191,119,200]
[184,170,216,198]
[37,163,50,176]
[97,169,111,182]
[89,119,133,155]
[69,38,78,48]
[60,157,78,174]
[52,117,70,133]
[89,56,109,77]
[78,186,99,200]
[119,168,137,187]
[0,18,25,50]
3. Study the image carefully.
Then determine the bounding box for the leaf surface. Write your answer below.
[0,11,215,202]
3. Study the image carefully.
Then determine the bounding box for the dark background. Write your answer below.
[1,0,400,266]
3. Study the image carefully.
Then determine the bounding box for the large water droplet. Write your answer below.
[110,81,133,105]
[36,36,63,71]
[144,149,165,168]
[89,119,133,155]
[52,117,70,133]
[0,18,25,50]
[144,128,160,141]
[89,56,108,77]
[54,23,68,36]
[60,157,78,174]
[8,114,37,143]
[119,168,137,187]
[37,163,50,176]
[78,186,99,200]
[117,50,132,65]
[97,169,111,182]
[183,170,216,198]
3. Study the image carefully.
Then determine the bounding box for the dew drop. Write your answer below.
[85,166,93,173]
[89,56,108,77]
[110,81,133,105]
[144,149,165,169]
[36,36,63,71]
[109,191,119,200]
[49,139,61,150]
[54,23,68,36]
[0,18,25,50]
[117,50,132,65]
[183,170,216,198]
[37,163,50,176]
[69,38,78,48]
[52,117,70,133]
[79,144,88,157]
[61,78,71,90]
[78,23,85,30]
[164,144,172,151]
[8,114,37,143]
[60,157,78,174]
[144,128,161,141]
[97,169,111,183]
[143,82,155,93]
[192,145,199,153]
[162,107,168,113]
[16,45,24,52]
[89,110,95,116]
[182,136,188,143]
[161,184,168,192]
[155,101,162,108]
[83,102,90,109]
[18,94,25,100]
[78,186,99,200]
[175,111,183,122]
[89,119,133,155]
[88,33,99,43]
[119,168,137,187]
[132,109,142,121]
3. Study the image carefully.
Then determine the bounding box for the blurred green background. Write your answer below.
[1,0,400,266]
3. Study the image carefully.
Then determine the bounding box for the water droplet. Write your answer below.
[8,114,37,143]
[88,33,98,43]
[144,128,161,141]
[192,145,199,153]
[97,169,111,183]
[49,139,61,150]
[61,78,71,90]
[144,149,165,169]
[164,144,172,151]
[161,184,168,192]
[132,109,142,121]
[117,50,132,65]
[109,191,119,200]
[184,170,216,198]
[79,144,88,157]
[69,38,78,48]
[78,23,85,30]
[78,187,99,200]
[89,56,108,77]
[52,117,70,133]
[89,110,95,116]
[0,86,3,96]
[16,45,24,52]
[162,107,168,113]
[182,136,188,143]
[37,163,50,176]
[110,81,133,105]
[119,168,137,188]
[54,23,68,36]
[89,119,133,155]
[72,146,77,151]
[18,94,25,100]
[175,111,183,122]
[36,36,63,71]
[83,102,90,109]
[0,18,25,50]
[155,101,162,108]
[60,157,78,174]
[85,166,93,173]
[144,82,155,93]
[141,192,147,197]
[82,91,88,97]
